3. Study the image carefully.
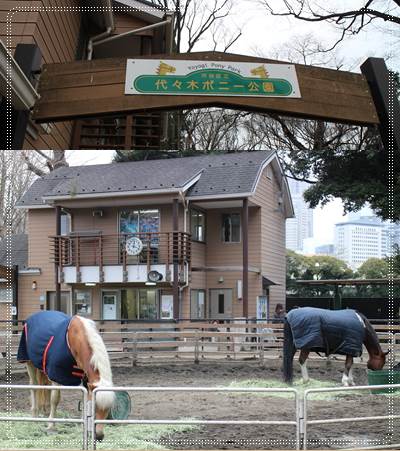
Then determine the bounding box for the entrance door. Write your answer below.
[209,289,233,319]
[102,292,118,320]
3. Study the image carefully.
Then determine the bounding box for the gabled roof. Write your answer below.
[17,151,293,217]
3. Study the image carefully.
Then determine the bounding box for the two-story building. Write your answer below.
[15,150,293,321]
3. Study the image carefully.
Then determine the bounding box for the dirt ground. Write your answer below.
[2,359,400,450]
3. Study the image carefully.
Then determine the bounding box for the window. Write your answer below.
[190,290,206,319]
[73,290,92,316]
[0,287,12,303]
[222,213,241,243]
[60,211,71,236]
[218,293,225,314]
[191,209,206,242]
[119,209,160,235]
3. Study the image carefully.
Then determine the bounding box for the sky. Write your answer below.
[65,0,398,251]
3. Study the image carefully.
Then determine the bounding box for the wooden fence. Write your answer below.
[1,321,400,374]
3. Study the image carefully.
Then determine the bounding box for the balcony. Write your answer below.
[51,232,191,285]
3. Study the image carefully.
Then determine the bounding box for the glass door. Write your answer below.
[138,289,157,319]
[102,291,119,320]
[120,288,158,320]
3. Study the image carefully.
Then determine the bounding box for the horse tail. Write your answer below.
[36,370,51,413]
[283,318,296,384]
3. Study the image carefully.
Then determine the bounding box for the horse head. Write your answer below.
[367,349,390,371]
[70,317,115,442]
[87,380,115,442]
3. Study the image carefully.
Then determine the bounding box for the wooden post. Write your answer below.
[361,58,400,153]
[172,198,179,320]
[55,206,61,311]
[242,198,249,318]
[194,330,200,364]
[132,332,138,367]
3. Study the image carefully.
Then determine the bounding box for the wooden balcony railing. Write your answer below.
[50,232,191,275]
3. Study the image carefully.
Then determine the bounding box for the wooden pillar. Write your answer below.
[172,198,179,320]
[242,198,249,318]
[55,206,61,311]
[361,58,400,154]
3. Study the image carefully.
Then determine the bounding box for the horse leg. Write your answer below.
[26,362,38,417]
[46,383,61,433]
[299,350,310,383]
[342,355,354,386]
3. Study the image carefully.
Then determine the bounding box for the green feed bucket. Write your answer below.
[367,370,400,394]
[107,391,131,420]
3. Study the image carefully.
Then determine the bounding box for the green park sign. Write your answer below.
[125,59,301,98]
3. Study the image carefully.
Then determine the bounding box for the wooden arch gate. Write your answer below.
[32,50,398,319]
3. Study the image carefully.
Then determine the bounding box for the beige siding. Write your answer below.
[252,165,287,315]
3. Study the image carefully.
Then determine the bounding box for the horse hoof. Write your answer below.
[46,428,57,435]
[96,433,104,442]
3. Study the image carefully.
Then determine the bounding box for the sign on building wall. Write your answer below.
[125,59,301,98]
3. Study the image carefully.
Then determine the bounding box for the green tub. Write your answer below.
[367,369,400,394]
[107,391,132,420]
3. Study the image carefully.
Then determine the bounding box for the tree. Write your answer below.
[0,151,36,238]
[286,250,353,296]
[260,1,400,50]
[150,0,242,52]
[357,257,389,279]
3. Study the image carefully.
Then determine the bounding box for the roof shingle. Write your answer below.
[17,151,274,206]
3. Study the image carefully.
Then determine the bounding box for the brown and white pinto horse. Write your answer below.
[23,315,114,441]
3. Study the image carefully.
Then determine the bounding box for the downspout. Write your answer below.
[87,0,115,60]
[87,27,113,60]
[179,190,190,293]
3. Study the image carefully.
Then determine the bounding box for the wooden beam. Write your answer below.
[242,198,249,318]
[33,51,379,126]
[172,198,179,320]
[361,57,400,152]
[55,206,61,311]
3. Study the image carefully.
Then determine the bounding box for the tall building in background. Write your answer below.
[315,244,335,256]
[334,216,387,269]
[286,179,314,252]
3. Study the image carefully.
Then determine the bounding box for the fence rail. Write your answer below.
[92,385,300,450]
[0,384,88,449]
[2,383,400,450]
[2,320,400,372]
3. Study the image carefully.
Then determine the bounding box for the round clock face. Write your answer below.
[125,237,143,256]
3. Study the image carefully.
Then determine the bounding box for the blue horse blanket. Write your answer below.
[286,307,366,357]
[17,311,84,385]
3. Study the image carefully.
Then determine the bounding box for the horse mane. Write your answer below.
[357,311,382,353]
[77,316,115,409]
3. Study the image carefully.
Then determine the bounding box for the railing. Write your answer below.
[0,384,88,449]
[50,231,191,271]
[3,320,400,372]
[3,383,400,450]
[92,385,300,450]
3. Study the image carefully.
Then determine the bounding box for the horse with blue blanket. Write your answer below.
[283,307,388,385]
[17,311,115,441]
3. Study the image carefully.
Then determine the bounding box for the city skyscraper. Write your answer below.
[285,179,314,252]
[334,216,388,269]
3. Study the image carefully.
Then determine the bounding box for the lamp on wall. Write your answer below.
[31,281,37,290]
[218,276,224,284]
